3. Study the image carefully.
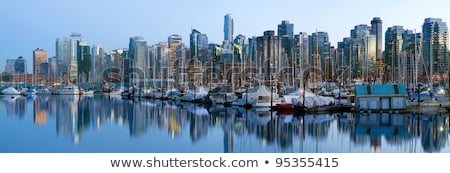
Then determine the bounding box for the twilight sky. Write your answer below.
[1,0,449,72]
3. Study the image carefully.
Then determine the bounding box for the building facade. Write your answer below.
[224,14,234,41]
[256,31,282,84]
[33,48,47,80]
[77,41,91,83]
[422,18,448,83]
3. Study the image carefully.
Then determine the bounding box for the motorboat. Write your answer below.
[80,88,94,95]
[180,85,208,103]
[54,84,80,95]
[21,88,37,96]
[1,87,21,95]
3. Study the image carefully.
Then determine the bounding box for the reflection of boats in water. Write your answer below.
[182,103,209,116]
[420,115,449,153]
[0,95,26,117]
[246,109,275,126]
[303,114,335,124]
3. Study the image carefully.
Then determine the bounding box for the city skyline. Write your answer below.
[1,0,450,72]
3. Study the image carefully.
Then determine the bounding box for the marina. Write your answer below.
[0,94,449,153]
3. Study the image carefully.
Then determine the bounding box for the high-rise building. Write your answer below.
[33,48,47,82]
[256,31,282,83]
[224,14,234,41]
[234,34,247,67]
[338,23,377,83]
[385,26,405,83]
[422,18,448,83]
[48,57,57,82]
[129,36,148,81]
[70,33,82,82]
[278,20,294,38]
[121,49,130,83]
[293,32,309,81]
[278,20,294,65]
[154,42,169,88]
[77,41,91,83]
[4,56,26,74]
[371,17,383,61]
[176,43,188,87]
[190,30,209,63]
[91,44,104,82]
[39,63,49,76]
[309,32,331,81]
[56,37,70,79]
[402,30,421,88]
[129,36,144,61]
[169,35,183,82]
[350,25,376,82]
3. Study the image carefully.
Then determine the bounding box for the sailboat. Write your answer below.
[21,63,37,96]
[1,86,21,95]
[54,65,80,95]
[180,84,208,103]
[22,87,37,96]
[107,58,125,96]
[80,87,94,95]
[209,83,237,105]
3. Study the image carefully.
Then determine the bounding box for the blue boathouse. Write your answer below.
[355,84,408,111]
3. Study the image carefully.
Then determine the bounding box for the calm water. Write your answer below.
[1,95,449,153]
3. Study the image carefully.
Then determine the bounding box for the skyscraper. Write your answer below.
[129,36,148,81]
[385,26,405,83]
[48,57,57,82]
[402,30,421,87]
[190,29,209,63]
[70,33,82,83]
[4,56,26,74]
[278,20,294,65]
[278,20,294,38]
[350,25,376,82]
[293,32,309,71]
[371,17,383,61]
[169,35,183,82]
[33,48,47,78]
[176,43,188,87]
[309,32,331,81]
[256,31,282,83]
[56,37,70,79]
[91,44,104,82]
[77,41,91,83]
[422,18,448,83]
[224,14,234,41]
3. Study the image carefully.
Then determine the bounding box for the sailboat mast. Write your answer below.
[429,36,433,89]
[315,30,319,93]
[414,30,418,90]
[232,44,235,92]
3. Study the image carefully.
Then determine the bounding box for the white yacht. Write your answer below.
[55,84,80,95]
[80,88,94,95]
[21,88,37,96]
[180,85,208,103]
[1,87,21,95]
[233,85,281,108]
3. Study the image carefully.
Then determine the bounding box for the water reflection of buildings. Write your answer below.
[34,96,49,126]
[420,115,449,152]
[55,95,80,143]
[348,113,449,152]
[4,95,449,152]
[1,96,26,117]
[187,103,210,143]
